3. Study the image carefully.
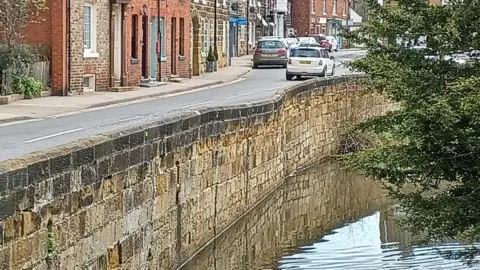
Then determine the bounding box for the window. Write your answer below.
[332,0,337,15]
[179,18,185,56]
[322,0,326,14]
[83,4,98,58]
[257,40,284,49]
[343,0,347,15]
[160,17,166,59]
[249,21,254,44]
[293,48,321,57]
[131,15,139,59]
[311,0,315,14]
[240,25,246,41]
[83,75,95,92]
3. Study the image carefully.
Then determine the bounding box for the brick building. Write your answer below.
[24,0,111,95]
[191,0,230,76]
[23,0,191,95]
[292,0,349,46]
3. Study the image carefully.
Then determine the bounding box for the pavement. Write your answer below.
[0,49,366,161]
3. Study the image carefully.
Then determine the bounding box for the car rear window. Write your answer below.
[257,40,284,49]
[293,48,321,57]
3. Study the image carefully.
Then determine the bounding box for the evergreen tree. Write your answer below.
[343,0,480,244]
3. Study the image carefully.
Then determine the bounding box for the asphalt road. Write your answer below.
[0,50,365,161]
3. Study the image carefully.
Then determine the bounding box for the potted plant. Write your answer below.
[213,46,219,71]
[206,46,215,72]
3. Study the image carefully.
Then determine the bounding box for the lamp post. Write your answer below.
[214,0,217,55]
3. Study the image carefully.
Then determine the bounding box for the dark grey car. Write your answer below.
[253,39,289,68]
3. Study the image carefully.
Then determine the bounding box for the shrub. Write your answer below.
[12,75,42,98]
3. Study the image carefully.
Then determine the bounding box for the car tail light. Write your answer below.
[288,59,292,64]
[318,60,323,65]
[255,49,262,54]
[277,48,286,54]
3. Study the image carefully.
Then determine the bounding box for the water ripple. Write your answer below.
[277,212,480,269]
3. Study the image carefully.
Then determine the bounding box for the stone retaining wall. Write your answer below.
[0,75,391,269]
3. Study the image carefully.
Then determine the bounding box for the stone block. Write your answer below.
[81,164,97,186]
[72,147,95,167]
[0,195,14,220]
[52,173,71,199]
[9,168,28,189]
[113,136,130,152]
[112,152,129,174]
[119,235,134,264]
[129,131,144,147]
[95,141,113,158]
[27,160,50,184]
[49,153,72,175]
[129,146,143,167]
[15,185,35,211]
[108,244,120,269]
[21,211,40,236]
[96,157,111,182]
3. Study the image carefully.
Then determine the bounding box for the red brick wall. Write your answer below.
[162,1,191,78]
[292,0,310,36]
[126,0,190,84]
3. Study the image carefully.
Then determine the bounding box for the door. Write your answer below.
[141,16,148,78]
[171,17,177,75]
[113,8,121,81]
[150,16,157,80]
[229,22,237,57]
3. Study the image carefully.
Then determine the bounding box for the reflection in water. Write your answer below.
[279,210,480,269]
[180,161,388,269]
[180,161,480,270]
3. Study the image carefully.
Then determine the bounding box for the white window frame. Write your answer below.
[332,0,337,15]
[83,3,99,58]
[311,0,315,14]
[240,25,246,41]
[201,18,206,56]
[83,75,95,92]
[322,0,327,15]
[343,0,347,15]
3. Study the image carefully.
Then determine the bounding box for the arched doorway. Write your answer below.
[191,10,200,76]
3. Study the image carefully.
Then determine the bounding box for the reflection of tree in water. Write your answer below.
[380,206,480,266]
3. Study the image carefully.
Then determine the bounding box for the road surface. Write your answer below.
[0,50,365,161]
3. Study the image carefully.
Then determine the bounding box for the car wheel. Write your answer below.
[282,64,287,68]
[329,46,332,52]
[330,65,335,76]
[297,75,302,79]
[335,48,338,52]
[286,73,293,81]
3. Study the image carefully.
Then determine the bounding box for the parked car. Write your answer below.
[286,46,335,80]
[253,39,289,68]
[284,38,298,47]
[325,36,338,52]
[306,34,331,51]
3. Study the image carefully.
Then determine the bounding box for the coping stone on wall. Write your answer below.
[0,75,369,211]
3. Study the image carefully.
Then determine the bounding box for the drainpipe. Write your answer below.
[214,0,218,54]
[158,0,161,81]
[247,1,250,53]
[66,0,71,96]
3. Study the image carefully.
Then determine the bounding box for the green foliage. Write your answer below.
[0,44,37,71]
[12,75,42,98]
[342,0,480,244]
[207,46,216,62]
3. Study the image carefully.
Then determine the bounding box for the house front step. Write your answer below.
[138,81,168,88]
[168,77,185,83]
[107,86,136,92]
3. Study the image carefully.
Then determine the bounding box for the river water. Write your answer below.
[180,161,480,269]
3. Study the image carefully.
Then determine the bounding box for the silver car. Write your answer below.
[253,39,289,68]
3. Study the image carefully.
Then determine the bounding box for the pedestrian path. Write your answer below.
[0,55,253,125]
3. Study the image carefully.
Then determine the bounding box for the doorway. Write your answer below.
[141,15,148,78]
[113,7,121,83]
[171,17,177,75]
[229,22,237,57]
[150,16,157,80]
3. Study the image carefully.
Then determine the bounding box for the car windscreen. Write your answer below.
[257,40,284,49]
[293,48,321,57]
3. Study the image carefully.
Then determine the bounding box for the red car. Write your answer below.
[307,34,332,52]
